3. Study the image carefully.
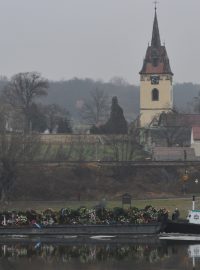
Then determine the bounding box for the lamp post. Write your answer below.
[182,169,189,195]
[193,179,199,211]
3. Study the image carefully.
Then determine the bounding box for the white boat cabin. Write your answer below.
[187,210,200,224]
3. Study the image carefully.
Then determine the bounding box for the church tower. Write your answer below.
[139,7,173,127]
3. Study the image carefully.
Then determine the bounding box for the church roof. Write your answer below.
[140,10,173,75]
[151,10,161,48]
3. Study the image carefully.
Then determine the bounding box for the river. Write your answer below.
[0,236,198,270]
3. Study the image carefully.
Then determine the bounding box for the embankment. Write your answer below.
[9,162,200,200]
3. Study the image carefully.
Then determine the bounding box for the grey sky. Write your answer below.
[0,0,199,84]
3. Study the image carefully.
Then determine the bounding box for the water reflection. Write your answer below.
[188,245,200,269]
[0,240,198,269]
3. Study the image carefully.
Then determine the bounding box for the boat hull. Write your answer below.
[0,223,163,236]
[165,221,200,234]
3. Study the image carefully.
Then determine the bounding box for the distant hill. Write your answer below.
[46,80,200,121]
[0,77,198,121]
[173,83,200,112]
[46,78,140,122]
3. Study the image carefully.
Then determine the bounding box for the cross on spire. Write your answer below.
[153,1,159,11]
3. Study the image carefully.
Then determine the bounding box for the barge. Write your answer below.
[0,223,163,236]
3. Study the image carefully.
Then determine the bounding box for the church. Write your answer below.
[139,7,173,127]
[138,7,200,160]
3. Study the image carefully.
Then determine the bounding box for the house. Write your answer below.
[152,147,196,161]
[191,126,200,157]
[141,112,200,150]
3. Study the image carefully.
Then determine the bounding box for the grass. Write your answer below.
[35,139,147,162]
[1,197,198,219]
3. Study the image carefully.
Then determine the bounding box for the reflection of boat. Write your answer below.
[0,234,161,245]
[188,244,200,257]
[188,245,200,269]
[0,223,163,236]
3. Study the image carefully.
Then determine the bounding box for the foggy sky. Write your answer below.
[0,0,199,85]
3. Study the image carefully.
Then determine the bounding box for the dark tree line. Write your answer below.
[1,72,72,134]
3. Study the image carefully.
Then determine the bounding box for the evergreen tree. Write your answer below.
[91,96,128,134]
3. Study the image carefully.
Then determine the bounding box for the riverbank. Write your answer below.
[10,163,194,200]
[0,197,198,219]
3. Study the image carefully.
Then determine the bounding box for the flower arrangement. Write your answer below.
[0,206,169,227]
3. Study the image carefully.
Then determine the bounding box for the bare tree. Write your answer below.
[128,121,142,160]
[157,112,190,147]
[80,88,109,126]
[2,72,48,133]
[0,132,41,202]
[44,104,71,133]
[0,102,41,202]
[193,91,200,113]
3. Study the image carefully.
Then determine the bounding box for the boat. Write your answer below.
[0,223,163,236]
[164,196,200,235]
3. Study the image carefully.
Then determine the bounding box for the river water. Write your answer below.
[0,237,199,270]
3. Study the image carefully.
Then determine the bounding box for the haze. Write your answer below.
[0,0,198,84]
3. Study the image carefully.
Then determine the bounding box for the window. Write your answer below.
[152,88,159,101]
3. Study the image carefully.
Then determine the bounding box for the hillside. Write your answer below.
[10,163,199,201]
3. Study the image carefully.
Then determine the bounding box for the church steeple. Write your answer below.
[139,8,173,75]
[151,9,161,48]
[139,5,174,127]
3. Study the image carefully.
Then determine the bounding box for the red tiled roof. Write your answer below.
[140,10,173,76]
[192,126,200,140]
[145,63,164,74]
[184,115,200,126]
[140,46,173,75]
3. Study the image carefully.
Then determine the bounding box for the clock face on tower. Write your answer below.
[150,75,159,85]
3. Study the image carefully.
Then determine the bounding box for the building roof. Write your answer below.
[185,115,200,126]
[152,147,196,161]
[158,113,200,127]
[151,10,161,48]
[140,10,173,75]
[192,126,200,140]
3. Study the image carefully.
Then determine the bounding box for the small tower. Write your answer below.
[139,7,173,127]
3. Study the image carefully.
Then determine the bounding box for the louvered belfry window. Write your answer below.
[152,88,159,101]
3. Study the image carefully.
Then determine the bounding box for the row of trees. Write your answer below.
[0,72,130,135]
[0,72,72,202]
[0,72,141,203]
[0,72,72,134]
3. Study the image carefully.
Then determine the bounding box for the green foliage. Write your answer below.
[33,135,146,162]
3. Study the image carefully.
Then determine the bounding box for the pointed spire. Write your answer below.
[139,5,173,75]
[151,9,161,48]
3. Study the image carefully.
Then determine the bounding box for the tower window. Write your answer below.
[152,88,159,101]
